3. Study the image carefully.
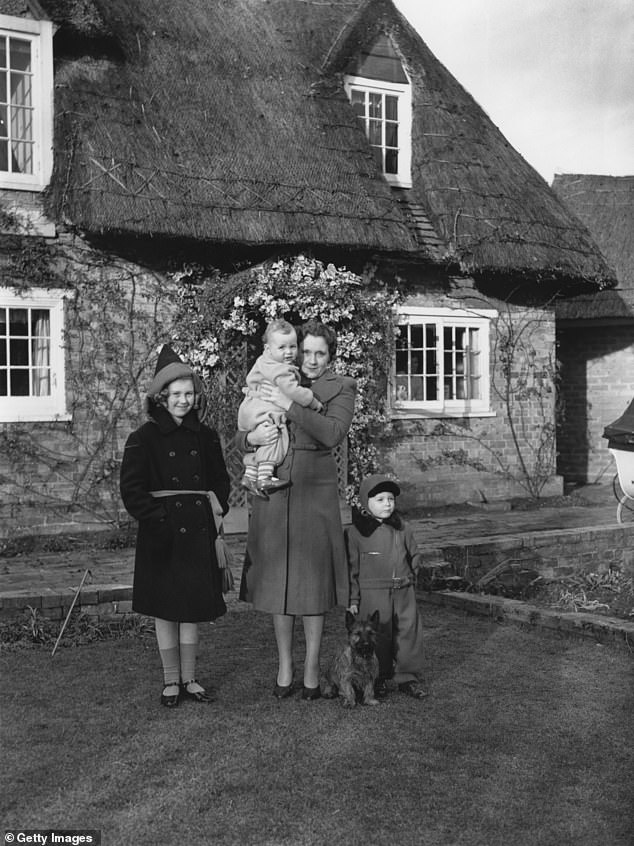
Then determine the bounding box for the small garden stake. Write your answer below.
[52,568,91,656]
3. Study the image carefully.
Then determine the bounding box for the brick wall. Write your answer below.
[1,236,566,536]
[382,296,561,507]
[437,523,634,584]
[557,324,634,484]
[0,233,177,537]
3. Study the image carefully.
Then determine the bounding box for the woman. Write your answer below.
[238,319,357,700]
[120,345,230,707]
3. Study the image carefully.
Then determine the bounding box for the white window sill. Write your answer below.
[0,411,71,423]
[389,408,497,420]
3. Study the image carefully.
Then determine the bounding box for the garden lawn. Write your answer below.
[1,606,632,846]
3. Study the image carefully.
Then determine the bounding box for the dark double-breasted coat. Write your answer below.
[120,405,230,622]
[240,370,356,615]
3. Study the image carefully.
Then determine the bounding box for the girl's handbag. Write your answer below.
[215,524,236,594]
[208,491,235,593]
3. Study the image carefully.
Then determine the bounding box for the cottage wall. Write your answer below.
[0,235,177,538]
[2,240,564,538]
[557,324,634,484]
[383,294,562,508]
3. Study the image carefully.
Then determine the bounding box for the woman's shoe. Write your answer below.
[181,679,214,703]
[398,681,429,700]
[273,682,296,699]
[301,685,321,701]
[160,683,180,708]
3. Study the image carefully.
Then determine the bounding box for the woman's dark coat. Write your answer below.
[120,405,230,622]
[240,370,356,615]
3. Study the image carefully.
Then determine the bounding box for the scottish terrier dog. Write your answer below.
[322,610,380,707]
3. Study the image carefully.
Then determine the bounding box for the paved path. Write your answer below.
[0,485,623,598]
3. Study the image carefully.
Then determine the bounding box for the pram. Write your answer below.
[603,398,634,524]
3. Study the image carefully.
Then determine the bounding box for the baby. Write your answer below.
[237,319,323,496]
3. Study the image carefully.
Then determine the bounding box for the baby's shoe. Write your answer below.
[258,476,291,493]
[241,475,269,499]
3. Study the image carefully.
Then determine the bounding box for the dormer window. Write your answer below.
[0,14,53,191]
[344,35,412,188]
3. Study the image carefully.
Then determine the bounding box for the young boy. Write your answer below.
[345,474,428,699]
[237,319,323,496]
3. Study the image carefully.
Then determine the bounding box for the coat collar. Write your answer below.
[307,369,342,403]
[149,404,201,434]
[352,507,403,537]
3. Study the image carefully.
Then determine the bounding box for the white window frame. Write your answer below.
[344,73,412,189]
[390,306,497,418]
[0,14,54,191]
[0,287,69,422]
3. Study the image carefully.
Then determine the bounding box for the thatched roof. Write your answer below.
[552,175,634,320]
[18,0,614,287]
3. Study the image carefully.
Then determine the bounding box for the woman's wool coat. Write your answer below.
[120,405,230,622]
[240,370,356,615]
[345,512,425,682]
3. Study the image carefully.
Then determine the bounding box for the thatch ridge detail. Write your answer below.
[553,174,633,319]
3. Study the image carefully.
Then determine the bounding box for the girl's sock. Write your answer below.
[159,646,180,691]
[180,641,203,692]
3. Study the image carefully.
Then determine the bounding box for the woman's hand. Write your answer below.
[246,420,279,447]
[258,381,293,411]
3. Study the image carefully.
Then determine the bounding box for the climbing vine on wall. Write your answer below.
[0,237,177,530]
[171,254,401,499]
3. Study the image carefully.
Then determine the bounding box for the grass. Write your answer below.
[2,606,633,846]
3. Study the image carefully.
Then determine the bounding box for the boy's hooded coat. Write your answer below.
[345,485,425,681]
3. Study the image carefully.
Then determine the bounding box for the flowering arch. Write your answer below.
[172,255,400,500]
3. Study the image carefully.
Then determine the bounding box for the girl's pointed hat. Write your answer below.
[147,345,201,396]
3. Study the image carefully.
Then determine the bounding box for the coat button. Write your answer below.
[193,474,200,481]
[171,476,179,483]
[190,449,198,456]
[180,527,187,533]
[195,499,202,506]
[175,501,182,508]
[169,451,176,457]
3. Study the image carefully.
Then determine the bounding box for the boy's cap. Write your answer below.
[360,474,400,508]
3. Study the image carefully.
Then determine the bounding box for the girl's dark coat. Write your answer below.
[120,405,230,622]
[240,370,356,615]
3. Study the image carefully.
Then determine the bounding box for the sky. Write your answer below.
[393,0,634,184]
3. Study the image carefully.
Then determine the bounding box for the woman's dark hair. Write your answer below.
[297,319,337,360]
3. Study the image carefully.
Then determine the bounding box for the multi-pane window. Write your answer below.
[0,289,67,422]
[0,304,51,397]
[349,87,400,175]
[0,15,53,190]
[344,75,412,188]
[392,308,495,415]
[0,34,34,175]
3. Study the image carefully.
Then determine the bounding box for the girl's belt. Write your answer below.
[150,489,223,529]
